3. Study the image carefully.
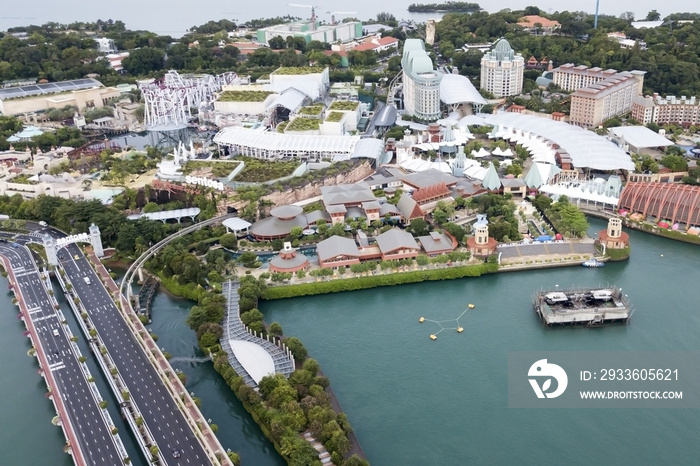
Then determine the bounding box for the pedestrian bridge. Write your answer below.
[221,281,295,388]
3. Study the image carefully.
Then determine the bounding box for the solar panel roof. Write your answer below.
[0,78,103,100]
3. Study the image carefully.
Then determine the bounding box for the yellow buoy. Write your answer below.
[468,304,475,309]
[430,334,437,340]
[419,317,425,323]
[457,327,464,333]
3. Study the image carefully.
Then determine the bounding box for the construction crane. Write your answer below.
[289,3,321,22]
[326,11,357,26]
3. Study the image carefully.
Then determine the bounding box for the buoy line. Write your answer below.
[419,305,474,340]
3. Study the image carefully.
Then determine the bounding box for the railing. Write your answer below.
[220,280,295,388]
[89,251,234,466]
[0,254,87,466]
[55,265,163,465]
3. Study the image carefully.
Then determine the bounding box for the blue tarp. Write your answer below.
[536,235,552,242]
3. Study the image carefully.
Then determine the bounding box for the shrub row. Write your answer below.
[263,263,498,300]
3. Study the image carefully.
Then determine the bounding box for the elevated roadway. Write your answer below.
[0,241,126,466]
[60,243,214,465]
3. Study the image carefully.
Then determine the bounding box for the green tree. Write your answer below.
[122,47,165,74]
[285,337,308,360]
[408,218,429,236]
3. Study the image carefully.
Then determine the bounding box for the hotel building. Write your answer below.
[480,38,524,98]
[631,94,700,127]
[554,64,645,127]
[401,39,443,121]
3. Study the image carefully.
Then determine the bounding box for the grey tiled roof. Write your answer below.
[376,228,419,253]
[418,232,454,254]
[250,214,308,237]
[316,236,359,261]
[321,182,376,206]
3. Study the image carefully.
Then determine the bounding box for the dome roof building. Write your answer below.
[480,38,524,98]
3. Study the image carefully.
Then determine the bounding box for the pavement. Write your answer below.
[0,241,124,466]
[59,243,211,466]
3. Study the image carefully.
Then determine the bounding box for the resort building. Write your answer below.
[317,236,364,268]
[320,183,380,225]
[466,224,498,257]
[631,94,700,127]
[597,218,629,252]
[269,242,310,273]
[551,64,645,127]
[418,232,457,256]
[401,39,443,121]
[480,38,524,98]
[618,182,700,230]
[248,205,329,241]
[0,78,121,116]
[256,20,362,47]
[568,71,645,127]
[516,15,561,34]
[376,229,421,260]
[213,127,384,162]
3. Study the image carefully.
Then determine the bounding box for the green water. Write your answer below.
[3,217,699,465]
[262,218,700,466]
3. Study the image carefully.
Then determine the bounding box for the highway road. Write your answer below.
[0,241,123,466]
[60,242,211,466]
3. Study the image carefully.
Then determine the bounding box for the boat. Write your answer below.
[582,258,604,268]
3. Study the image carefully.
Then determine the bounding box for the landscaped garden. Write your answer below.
[285,117,321,132]
[217,90,273,102]
[234,156,300,183]
[298,105,324,116]
[273,66,325,75]
[329,101,359,111]
[181,160,241,178]
[325,111,344,122]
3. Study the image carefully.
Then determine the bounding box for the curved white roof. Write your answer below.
[349,138,384,161]
[127,207,201,221]
[483,113,635,171]
[228,339,276,384]
[440,74,487,105]
[266,88,307,111]
[214,127,360,154]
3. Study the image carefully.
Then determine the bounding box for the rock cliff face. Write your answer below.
[226,161,375,213]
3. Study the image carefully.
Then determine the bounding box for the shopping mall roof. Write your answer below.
[266,88,308,112]
[440,74,486,106]
[127,207,201,221]
[608,126,673,149]
[214,127,361,154]
[0,78,102,100]
[482,113,635,171]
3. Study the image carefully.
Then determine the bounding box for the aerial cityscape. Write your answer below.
[1,2,700,465]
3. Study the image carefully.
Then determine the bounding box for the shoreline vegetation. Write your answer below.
[407,2,481,12]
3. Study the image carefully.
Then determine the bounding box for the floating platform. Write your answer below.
[533,286,633,327]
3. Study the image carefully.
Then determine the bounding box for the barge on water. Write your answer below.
[533,286,633,327]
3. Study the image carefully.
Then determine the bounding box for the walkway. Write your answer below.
[221,281,295,388]
[497,240,597,260]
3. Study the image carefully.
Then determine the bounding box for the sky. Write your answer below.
[1,1,697,35]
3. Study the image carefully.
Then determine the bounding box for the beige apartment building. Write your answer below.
[554,64,645,127]
[631,94,700,127]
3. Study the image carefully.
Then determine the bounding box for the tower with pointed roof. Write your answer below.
[480,38,524,98]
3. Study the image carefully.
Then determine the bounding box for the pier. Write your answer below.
[533,286,633,326]
[221,280,295,388]
[137,273,160,318]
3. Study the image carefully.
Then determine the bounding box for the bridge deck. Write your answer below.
[221,281,295,388]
